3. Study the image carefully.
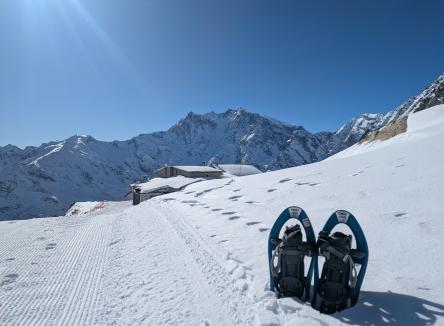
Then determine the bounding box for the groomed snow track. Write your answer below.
[0,204,257,325]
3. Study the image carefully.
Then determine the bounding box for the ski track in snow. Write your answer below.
[0,215,113,325]
[0,204,265,325]
[96,203,258,325]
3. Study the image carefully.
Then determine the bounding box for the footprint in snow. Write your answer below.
[267,189,277,193]
[45,243,57,250]
[279,178,292,183]
[1,273,19,287]
[228,195,243,201]
[109,239,121,246]
[218,240,228,244]
[246,221,261,226]
[222,211,236,215]
[211,208,223,212]
[182,200,198,204]
[394,212,408,218]
[418,221,430,229]
[229,216,241,220]
[259,228,270,232]
[233,189,242,192]
[417,286,431,291]
[5,258,15,262]
[195,189,213,197]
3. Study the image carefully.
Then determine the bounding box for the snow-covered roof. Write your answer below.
[217,164,262,176]
[136,176,203,194]
[173,166,222,173]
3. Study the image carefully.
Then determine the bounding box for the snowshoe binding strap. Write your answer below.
[314,231,363,314]
[270,224,313,300]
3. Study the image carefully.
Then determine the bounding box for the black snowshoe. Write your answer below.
[270,224,314,300]
[313,231,365,314]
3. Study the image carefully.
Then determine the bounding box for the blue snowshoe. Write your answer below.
[313,210,369,314]
[268,206,318,301]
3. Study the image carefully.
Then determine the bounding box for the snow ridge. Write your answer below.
[335,72,444,144]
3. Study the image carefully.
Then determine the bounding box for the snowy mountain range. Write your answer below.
[1,72,443,220]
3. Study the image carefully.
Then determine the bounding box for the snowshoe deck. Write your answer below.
[312,210,369,314]
[268,206,318,301]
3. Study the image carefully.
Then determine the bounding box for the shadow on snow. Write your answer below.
[333,291,444,325]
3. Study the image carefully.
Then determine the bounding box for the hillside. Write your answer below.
[1,105,443,325]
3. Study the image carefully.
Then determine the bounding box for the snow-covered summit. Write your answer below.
[335,113,384,146]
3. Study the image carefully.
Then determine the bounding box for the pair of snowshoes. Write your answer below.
[268,207,368,314]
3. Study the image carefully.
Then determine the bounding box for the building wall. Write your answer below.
[155,167,222,179]
[175,169,222,179]
[133,186,176,205]
[155,167,175,178]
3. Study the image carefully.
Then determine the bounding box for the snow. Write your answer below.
[1,105,444,325]
[407,104,444,132]
[173,166,222,173]
[135,176,204,194]
[218,164,262,176]
[28,141,65,168]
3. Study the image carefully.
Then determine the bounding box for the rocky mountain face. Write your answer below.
[1,72,443,220]
[335,72,444,143]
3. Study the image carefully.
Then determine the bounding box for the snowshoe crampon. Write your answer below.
[313,210,369,314]
[268,206,317,301]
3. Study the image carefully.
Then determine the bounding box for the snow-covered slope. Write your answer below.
[1,105,443,325]
[1,72,443,220]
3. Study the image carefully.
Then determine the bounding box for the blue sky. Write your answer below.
[1,0,444,148]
